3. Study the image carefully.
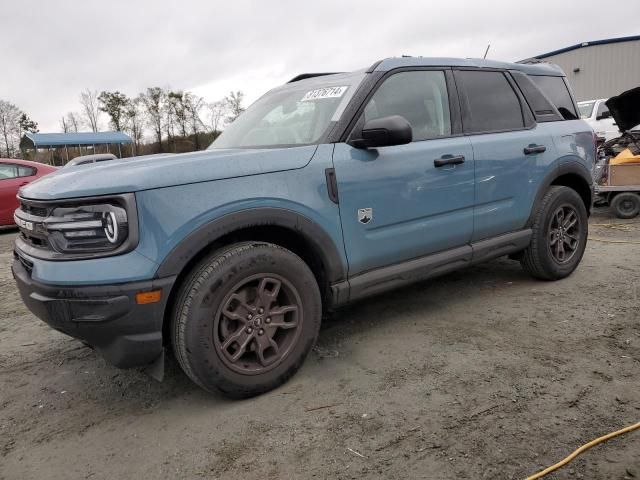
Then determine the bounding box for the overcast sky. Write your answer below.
[2,0,639,132]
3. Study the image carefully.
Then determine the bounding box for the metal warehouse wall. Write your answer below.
[541,40,640,101]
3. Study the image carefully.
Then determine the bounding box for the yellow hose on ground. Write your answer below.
[525,421,640,479]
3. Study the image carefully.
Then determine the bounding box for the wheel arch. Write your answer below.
[527,161,594,227]
[156,208,346,341]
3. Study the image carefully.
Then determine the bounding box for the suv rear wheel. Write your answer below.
[172,242,321,397]
[521,186,588,280]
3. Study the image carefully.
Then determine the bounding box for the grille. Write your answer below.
[20,202,48,217]
[16,199,52,252]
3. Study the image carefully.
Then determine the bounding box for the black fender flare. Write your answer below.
[526,160,594,227]
[154,207,347,283]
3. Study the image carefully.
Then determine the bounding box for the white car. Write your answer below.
[578,99,623,141]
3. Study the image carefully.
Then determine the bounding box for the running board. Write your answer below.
[330,229,532,306]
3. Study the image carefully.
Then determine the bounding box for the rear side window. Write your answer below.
[529,75,578,120]
[456,70,524,133]
[363,70,451,141]
[0,164,35,179]
[18,166,36,177]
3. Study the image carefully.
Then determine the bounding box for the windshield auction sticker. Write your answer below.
[301,86,348,101]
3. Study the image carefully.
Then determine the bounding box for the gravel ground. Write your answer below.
[0,212,638,480]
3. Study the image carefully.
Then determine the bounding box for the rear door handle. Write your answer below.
[434,154,465,167]
[523,144,546,155]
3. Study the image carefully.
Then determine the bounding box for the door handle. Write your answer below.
[434,154,465,167]
[523,144,546,155]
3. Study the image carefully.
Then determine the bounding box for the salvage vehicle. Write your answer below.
[12,57,595,397]
[0,158,56,228]
[593,87,640,218]
[578,98,624,141]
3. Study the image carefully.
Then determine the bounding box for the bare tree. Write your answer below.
[207,100,228,134]
[140,88,164,152]
[67,112,80,132]
[125,97,144,155]
[184,92,205,149]
[0,100,22,158]
[79,89,101,132]
[60,112,80,133]
[167,90,188,138]
[225,91,245,123]
[60,116,70,133]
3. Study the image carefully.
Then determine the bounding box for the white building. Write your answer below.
[529,35,640,101]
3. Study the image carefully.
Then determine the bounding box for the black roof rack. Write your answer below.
[287,72,342,83]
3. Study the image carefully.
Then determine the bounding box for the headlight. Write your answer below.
[44,203,129,253]
[14,193,139,260]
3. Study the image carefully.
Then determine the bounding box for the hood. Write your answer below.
[605,86,640,132]
[20,146,318,201]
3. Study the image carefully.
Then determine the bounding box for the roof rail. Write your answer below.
[287,72,342,83]
[366,59,384,73]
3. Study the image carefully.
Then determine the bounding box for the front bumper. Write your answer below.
[12,252,175,368]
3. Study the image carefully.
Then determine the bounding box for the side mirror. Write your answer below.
[350,115,412,149]
[596,110,611,120]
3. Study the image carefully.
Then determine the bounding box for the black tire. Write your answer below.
[611,193,640,219]
[521,186,588,280]
[172,242,321,398]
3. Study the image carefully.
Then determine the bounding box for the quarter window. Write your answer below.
[18,166,36,177]
[363,71,451,141]
[529,75,578,120]
[458,70,524,133]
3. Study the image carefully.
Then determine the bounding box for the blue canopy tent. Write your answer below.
[20,131,133,164]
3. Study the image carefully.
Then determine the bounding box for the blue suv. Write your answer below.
[12,57,595,397]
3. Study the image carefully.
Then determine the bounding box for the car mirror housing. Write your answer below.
[349,115,413,149]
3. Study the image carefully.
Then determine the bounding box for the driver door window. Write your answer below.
[362,70,452,141]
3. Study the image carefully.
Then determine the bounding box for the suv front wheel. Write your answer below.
[172,242,322,397]
[520,186,588,280]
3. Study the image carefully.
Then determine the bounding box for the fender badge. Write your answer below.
[357,208,372,224]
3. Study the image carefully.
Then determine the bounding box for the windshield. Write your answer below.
[209,72,365,149]
[578,101,596,119]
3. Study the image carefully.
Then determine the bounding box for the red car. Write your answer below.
[0,158,57,227]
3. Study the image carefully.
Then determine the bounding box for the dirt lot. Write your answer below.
[0,212,638,480]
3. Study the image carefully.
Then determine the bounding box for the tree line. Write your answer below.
[0,88,245,160]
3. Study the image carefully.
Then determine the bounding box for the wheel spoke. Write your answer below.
[267,305,299,329]
[257,277,281,308]
[221,328,254,362]
[255,332,279,366]
[556,238,565,261]
[222,294,253,322]
[563,212,577,229]
[549,229,559,246]
[563,236,578,250]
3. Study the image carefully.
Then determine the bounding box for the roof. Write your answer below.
[20,131,133,149]
[533,35,640,60]
[373,57,565,76]
[0,157,57,170]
